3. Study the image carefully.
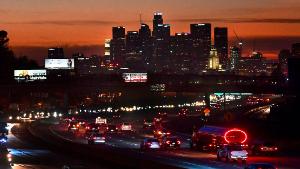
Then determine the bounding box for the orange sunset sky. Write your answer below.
[1,0,300,63]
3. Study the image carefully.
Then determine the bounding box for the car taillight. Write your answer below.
[209,144,212,147]
[93,137,97,140]
[166,132,170,135]
[260,147,264,150]
[158,131,162,135]
[147,142,152,146]
[76,124,79,127]
[166,141,171,144]
[274,147,278,150]
[102,137,105,139]
[7,154,12,158]
[177,140,181,144]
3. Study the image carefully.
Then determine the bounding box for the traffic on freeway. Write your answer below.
[24,106,296,169]
[1,5,300,167]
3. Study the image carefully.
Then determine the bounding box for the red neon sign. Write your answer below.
[224,128,247,144]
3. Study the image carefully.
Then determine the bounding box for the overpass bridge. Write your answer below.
[0,74,286,110]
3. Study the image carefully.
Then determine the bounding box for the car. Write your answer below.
[143,119,154,129]
[251,142,278,155]
[161,136,181,149]
[140,138,160,150]
[0,134,8,145]
[85,123,100,134]
[97,123,109,133]
[77,120,86,127]
[153,129,171,139]
[244,163,276,169]
[68,121,79,132]
[177,108,188,117]
[107,124,117,133]
[86,133,106,144]
[0,147,13,168]
[217,144,248,163]
[157,112,168,119]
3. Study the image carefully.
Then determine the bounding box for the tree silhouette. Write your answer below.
[0,30,39,83]
[0,30,15,82]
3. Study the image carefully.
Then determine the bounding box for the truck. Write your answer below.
[190,125,248,151]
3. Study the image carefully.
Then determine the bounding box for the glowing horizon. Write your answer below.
[1,0,300,60]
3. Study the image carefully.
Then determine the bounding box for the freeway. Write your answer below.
[4,98,299,169]
[5,123,108,169]
[39,118,299,169]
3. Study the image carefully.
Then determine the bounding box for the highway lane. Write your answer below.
[7,123,107,169]
[49,123,244,169]
[49,121,299,169]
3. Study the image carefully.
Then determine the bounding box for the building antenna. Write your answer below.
[139,12,143,24]
[233,29,243,56]
[253,39,256,52]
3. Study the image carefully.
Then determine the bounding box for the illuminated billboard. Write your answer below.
[45,59,74,69]
[14,69,47,81]
[122,73,147,82]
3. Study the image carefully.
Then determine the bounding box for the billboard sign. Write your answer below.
[14,70,47,81]
[122,73,147,82]
[45,59,74,69]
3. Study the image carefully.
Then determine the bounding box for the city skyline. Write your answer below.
[1,0,300,62]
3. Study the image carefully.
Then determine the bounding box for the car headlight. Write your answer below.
[7,153,12,161]
[0,139,7,143]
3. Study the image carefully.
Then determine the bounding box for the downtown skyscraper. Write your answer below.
[139,23,153,65]
[110,26,126,64]
[214,27,228,67]
[108,12,235,73]
[152,12,171,72]
[190,23,211,70]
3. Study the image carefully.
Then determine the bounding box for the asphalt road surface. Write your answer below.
[47,121,300,169]
[7,123,108,169]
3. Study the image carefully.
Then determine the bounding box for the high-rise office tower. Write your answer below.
[170,33,193,73]
[214,27,228,66]
[291,43,300,57]
[104,39,111,57]
[110,26,126,65]
[209,47,219,70]
[190,23,211,69]
[171,33,192,57]
[139,23,152,63]
[278,49,290,76]
[152,23,171,72]
[153,24,171,59]
[152,12,163,38]
[288,43,300,92]
[48,47,64,59]
[112,26,125,39]
[139,24,151,40]
[126,31,140,54]
[230,46,241,70]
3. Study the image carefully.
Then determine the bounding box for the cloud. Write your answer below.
[1,20,125,26]
[168,18,300,24]
[2,17,300,27]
